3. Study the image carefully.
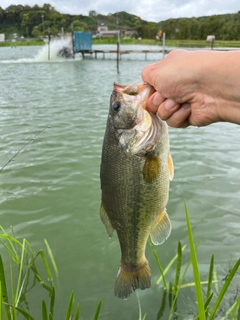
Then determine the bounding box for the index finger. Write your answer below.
[141,62,158,86]
[146,92,165,113]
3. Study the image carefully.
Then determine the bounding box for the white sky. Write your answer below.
[1,0,240,22]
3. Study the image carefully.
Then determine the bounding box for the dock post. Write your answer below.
[71,24,75,59]
[162,32,166,59]
[211,38,214,50]
[117,30,120,73]
[48,28,50,60]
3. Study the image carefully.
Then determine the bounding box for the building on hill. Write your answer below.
[0,34,5,42]
[94,22,136,39]
[97,22,108,33]
[99,30,119,38]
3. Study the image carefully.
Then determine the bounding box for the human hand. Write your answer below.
[141,49,231,127]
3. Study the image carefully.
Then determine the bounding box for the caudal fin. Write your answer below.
[114,259,151,299]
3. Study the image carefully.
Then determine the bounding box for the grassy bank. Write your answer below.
[1,38,240,48]
[0,40,45,47]
[92,38,240,48]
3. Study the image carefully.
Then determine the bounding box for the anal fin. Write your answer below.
[100,203,115,238]
[150,209,172,245]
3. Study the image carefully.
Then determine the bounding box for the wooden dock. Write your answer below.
[79,49,172,60]
[78,47,237,60]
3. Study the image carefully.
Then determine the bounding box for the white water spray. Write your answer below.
[35,39,73,61]
[0,39,82,64]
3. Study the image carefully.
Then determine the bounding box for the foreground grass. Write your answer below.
[0,227,102,320]
[0,205,239,319]
[148,204,240,320]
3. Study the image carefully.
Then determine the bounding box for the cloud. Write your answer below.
[1,0,239,22]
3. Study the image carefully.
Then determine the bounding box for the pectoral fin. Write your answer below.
[168,153,174,181]
[100,203,115,238]
[143,156,161,183]
[150,209,172,245]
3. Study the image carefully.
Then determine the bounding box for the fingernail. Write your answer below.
[152,93,164,106]
[181,103,191,110]
[164,99,177,110]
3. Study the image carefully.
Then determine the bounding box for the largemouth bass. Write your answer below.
[100,82,174,299]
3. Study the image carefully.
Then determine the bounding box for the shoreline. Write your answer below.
[1,39,240,48]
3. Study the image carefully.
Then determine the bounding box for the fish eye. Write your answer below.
[112,101,121,112]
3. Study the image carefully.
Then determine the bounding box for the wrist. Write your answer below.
[195,51,240,125]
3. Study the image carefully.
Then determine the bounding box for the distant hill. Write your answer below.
[0,4,240,40]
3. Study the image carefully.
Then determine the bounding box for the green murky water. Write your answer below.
[0,44,239,319]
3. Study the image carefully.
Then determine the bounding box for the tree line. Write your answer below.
[0,4,240,40]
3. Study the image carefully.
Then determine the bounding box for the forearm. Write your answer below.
[194,50,240,124]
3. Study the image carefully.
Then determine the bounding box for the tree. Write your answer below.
[31,26,40,37]
[89,10,97,17]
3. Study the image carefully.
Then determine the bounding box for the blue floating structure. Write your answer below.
[74,31,92,53]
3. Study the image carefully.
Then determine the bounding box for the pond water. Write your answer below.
[0,43,239,319]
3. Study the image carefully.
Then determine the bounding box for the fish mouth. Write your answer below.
[113,82,161,156]
[113,82,155,110]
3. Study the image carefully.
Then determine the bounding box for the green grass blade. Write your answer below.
[49,285,55,318]
[142,314,147,320]
[204,292,214,319]
[0,229,24,262]
[148,239,167,289]
[0,256,10,315]
[227,296,240,320]
[16,307,35,320]
[209,258,240,320]
[44,240,59,276]
[235,301,240,320]
[50,285,55,315]
[15,238,26,307]
[10,262,17,320]
[0,241,19,264]
[206,255,214,301]
[136,290,142,320]
[179,279,218,289]
[39,250,53,281]
[168,281,173,295]
[155,243,187,286]
[30,263,52,293]
[168,242,186,320]
[213,271,219,294]
[93,300,102,320]
[42,300,48,320]
[184,201,206,320]
[174,242,182,295]
[66,291,75,320]
[15,272,28,308]
[74,303,80,320]
[0,280,2,320]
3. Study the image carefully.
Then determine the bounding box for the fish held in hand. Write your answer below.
[100,82,174,299]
